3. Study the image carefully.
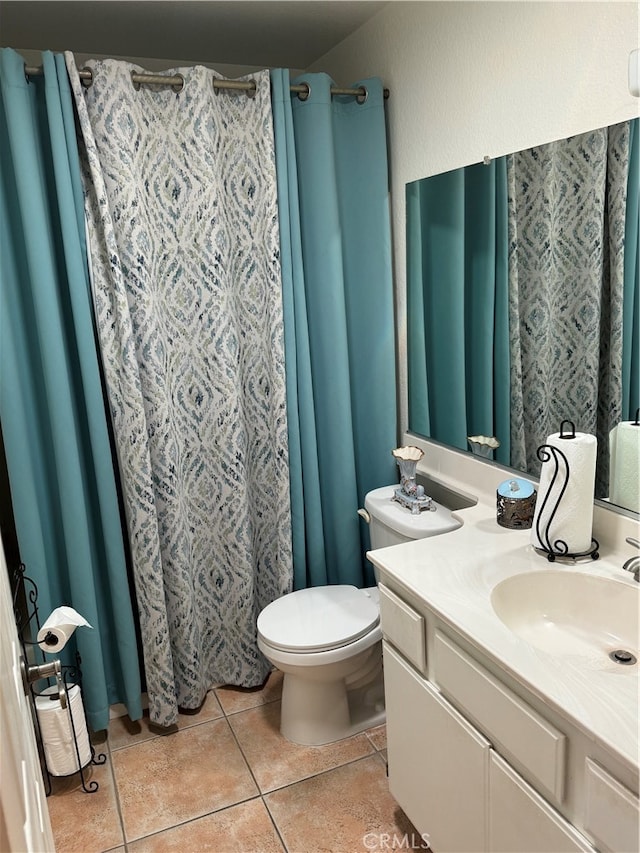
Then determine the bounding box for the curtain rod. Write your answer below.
[24,65,390,101]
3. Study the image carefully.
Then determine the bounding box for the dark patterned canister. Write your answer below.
[496,478,537,529]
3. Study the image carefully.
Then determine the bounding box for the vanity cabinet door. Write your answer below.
[489,753,594,853]
[383,642,490,853]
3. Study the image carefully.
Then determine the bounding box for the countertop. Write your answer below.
[368,488,640,774]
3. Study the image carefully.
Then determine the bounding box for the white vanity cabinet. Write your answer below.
[384,642,490,852]
[378,581,640,853]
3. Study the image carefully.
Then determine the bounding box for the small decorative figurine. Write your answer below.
[391,446,435,514]
[467,435,500,458]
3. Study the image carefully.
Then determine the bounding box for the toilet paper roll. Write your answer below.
[531,430,597,555]
[35,684,92,776]
[609,422,640,513]
[37,606,92,653]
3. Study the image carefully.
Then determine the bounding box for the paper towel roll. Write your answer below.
[37,606,92,652]
[531,430,597,555]
[35,684,91,776]
[609,422,640,513]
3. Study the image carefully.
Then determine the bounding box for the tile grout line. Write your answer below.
[122,793,266,849]
[107,687,226,752]
[102,733,130,852]
[220,700,289,853]
[261,749,384,798]
[217,688,290,852]
[261,795,291,853]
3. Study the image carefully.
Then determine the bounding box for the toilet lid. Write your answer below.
[257,585,379,652]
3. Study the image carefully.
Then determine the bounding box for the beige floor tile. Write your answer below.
[228,701,374,793]
[47,758,124,853]
[112,717,258,842]
[215,669,283,715]
[108,689,224,750]
[265,755,427,853]
[365,724,387,751]
[128,798,286,853]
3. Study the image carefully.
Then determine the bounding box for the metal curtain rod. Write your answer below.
[23,65,390,101]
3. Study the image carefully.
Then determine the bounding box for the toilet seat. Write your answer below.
[257,585,379,653]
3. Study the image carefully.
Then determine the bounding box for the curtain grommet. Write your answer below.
[245,80,257,99]
[356,86,368,105]
[171,74,184,94]
[131,70,141,91]
[80,68,93,89]
[297,82,311,102]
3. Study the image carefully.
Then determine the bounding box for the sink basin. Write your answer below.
[491,570,639,662]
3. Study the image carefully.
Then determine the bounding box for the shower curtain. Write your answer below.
[406,160,511,466]
[508,121,633,495]
[271,71,397,589]
[0,48,142,731]
[622,118,639,420]
[66,55,292,727]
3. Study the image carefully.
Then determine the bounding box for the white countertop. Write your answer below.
[368,490,640,774]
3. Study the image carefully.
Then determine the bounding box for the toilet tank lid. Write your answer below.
[257,586,379,652]
[364,485,461,539]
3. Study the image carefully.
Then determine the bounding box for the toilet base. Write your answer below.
[279,659,385,746]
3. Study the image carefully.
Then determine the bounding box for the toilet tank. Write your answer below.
[363,484,461,550]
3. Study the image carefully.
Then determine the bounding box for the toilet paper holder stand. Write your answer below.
[534,421,600,562]
[12,562,106,794]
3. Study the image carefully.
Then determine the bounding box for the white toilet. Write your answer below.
[257,484,461,745]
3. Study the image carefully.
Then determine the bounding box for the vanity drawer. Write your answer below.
[378,583,426,672]
[583,758,640,852]
[434,630,566,803]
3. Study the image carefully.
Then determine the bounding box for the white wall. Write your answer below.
[311,0,640,431]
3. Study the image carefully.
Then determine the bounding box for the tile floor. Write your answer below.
[46,671,427,853]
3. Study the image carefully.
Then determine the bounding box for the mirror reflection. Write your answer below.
[407,119,639,512]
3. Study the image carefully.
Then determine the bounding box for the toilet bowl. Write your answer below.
[257,484,461,745]
[257,585,383,745]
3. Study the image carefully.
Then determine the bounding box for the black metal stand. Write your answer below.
[11,563,106,794]
[534,435,599,562]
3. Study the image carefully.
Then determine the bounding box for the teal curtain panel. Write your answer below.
[0,48,143,731]
[272,71,397,589]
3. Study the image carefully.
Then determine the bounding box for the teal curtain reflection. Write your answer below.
[0,49,142,730]
[623,117,639,418]
[271,71,397,589]
[407,160,510,464]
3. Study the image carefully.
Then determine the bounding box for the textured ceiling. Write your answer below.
[0,1,388,69]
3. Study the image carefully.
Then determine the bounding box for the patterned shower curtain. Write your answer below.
[65,55,292,727]
[508,122,631,497]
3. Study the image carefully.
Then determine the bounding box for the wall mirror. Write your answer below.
[406,119,639,514]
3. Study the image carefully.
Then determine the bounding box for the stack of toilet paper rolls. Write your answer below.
[35,684,92,776]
